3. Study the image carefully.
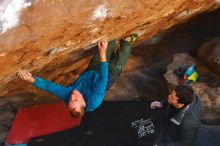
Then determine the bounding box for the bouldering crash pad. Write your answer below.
[28,101,163,146]
[6,102,80,145]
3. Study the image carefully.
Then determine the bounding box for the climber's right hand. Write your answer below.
[98,39,108,62]
[18,70,35,83]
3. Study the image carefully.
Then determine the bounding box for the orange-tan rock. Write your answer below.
[0,0,220,96]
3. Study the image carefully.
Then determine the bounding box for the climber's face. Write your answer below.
[68,90,86,118]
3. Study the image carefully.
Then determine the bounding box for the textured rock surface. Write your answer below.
[197,38,220,74]
[164,53,220,123]
[1,0,220,96]
[1,8,220,144]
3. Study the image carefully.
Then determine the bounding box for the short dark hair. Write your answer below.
[69,107,85,119]
[175,85,194,105]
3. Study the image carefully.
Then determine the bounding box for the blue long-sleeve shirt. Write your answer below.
[33,62,108,112]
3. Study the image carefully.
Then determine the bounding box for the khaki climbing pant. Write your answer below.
[87,39,132,79]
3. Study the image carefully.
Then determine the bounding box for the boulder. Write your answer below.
[1,0,220,96]
[197,38,220,74]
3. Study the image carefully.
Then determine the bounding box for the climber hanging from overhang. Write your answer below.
[18,34,138,119]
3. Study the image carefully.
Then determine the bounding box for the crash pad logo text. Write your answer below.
[131,118,155,138]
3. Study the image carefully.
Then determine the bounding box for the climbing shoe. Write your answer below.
[124,33,138,43]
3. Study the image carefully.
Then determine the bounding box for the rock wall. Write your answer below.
[0,0,220,96]
[197,38,220,74]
